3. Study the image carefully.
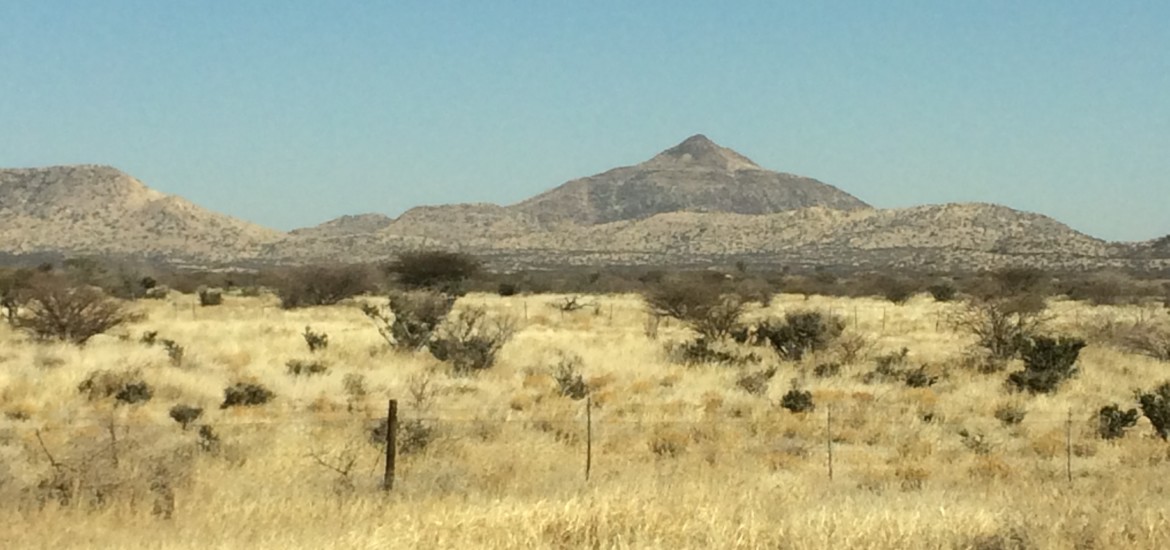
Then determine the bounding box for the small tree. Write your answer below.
[950,295,1048,361]
[14,280,139,345]
[643,280,745,340]
[385,251,480,295]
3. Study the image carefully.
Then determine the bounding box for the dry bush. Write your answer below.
[950,294,1048,361]
[16,424,195,517]
[427,307,516,374]
[13,279,140,345]
[220,382,274,409]
[1097,404,1139,439]
[643,279,745,340]
[362,291,456,351]
[275,264,376,309]
[1138,383,1170,440]
[77,369,153,405]
[197,287,223,306]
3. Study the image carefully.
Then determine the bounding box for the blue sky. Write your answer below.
[1,1,1167,242]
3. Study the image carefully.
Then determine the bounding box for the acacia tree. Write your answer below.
[384,251,480,295]
[15,279,140,345]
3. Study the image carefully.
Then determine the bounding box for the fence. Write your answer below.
[5,395,1160,511]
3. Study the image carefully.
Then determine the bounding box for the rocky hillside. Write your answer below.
[0,165,282,264]
[512,134,870,227]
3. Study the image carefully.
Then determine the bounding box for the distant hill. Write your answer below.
[0,165,281,264]
[512,134,870,227]
[1,139,1165,273]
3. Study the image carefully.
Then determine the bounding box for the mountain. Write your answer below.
[0,165,281,264]
[269,136,1155,271]
[512,134,870,227]
[1,138,1165,273]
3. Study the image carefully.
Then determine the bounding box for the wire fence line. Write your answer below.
[5,396,1149,496]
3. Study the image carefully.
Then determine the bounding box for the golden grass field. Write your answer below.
[1,290,1169,549]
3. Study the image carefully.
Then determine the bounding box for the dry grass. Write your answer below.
[1,291,1169,549]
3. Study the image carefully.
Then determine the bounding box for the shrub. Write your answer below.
[369,417,436,455]
[197,287,223,306]
[994,403,1027,426]
[427,307,516,374]
[551,353,589,400]
[342,373,368,411]
[1007,336,1086,394]
[1097,404,1139,440]
[927,283,958,302]
[275,264,375,309]
[161,339,185,367]
[1137,383,1170,440]
[220,382,274,409]
[752,311,845,361]
[78,370,152,405]
[862,348,936,387]
[302,326,329,353]
[671,337,759,366]
[813,362,842,378]
[735,366,777,396]
[780,388,815,413]
[286,359,329,377]
[168,404,204,430]
[13,279,139,345]
[362,291,456,351]
[385,250,480,295]
[643,279,745,339]
[950,295,1047,361]
[497,282,519,296]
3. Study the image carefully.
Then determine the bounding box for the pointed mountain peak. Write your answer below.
[642,134,761,171]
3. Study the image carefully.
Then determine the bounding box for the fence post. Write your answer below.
[585,396,593,482]
[1066,408,1073,484]
[383,399,398,492]
[826,405,834,481]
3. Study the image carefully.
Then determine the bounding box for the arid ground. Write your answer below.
[2,291,1169,549]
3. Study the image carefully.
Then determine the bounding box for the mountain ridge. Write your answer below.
[0,137,1165,272]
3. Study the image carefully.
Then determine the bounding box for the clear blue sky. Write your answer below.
[2,1,1167,242]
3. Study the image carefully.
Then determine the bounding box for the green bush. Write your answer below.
[780,388,815,413]
[751,310,844,361]
[220,382,274,409]
[1097,404,1139,440]
[1137,383,1170,440]
[551,353,589,400]
[1007,336,1086,394]
[302,326,329,353]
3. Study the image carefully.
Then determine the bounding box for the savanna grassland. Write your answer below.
[2,289,1170,549]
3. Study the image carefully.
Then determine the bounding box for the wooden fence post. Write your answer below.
[585,396,593,482]
[826,405,834,481]
[383,399,398,492]
[1066,408,1073,484]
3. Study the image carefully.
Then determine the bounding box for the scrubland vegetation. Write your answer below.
[2,257,1170,548]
